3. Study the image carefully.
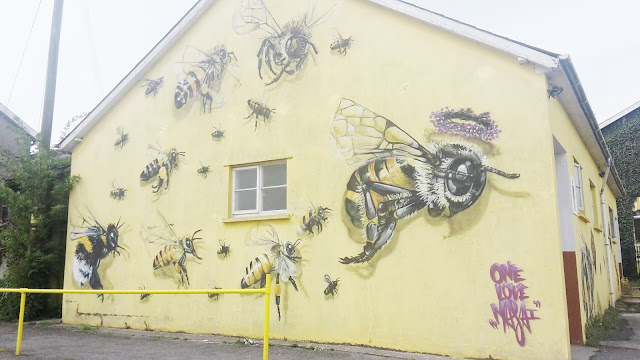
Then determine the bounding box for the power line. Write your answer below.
[80,0,104,96]
[7,0,44,106]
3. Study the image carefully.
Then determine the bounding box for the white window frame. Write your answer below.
[231,161,286,217]
[572,163,584,213]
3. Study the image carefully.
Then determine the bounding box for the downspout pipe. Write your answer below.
[600,158,616,307]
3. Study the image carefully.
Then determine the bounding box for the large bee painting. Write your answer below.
[331,99,520,264]
[233,0,337,85]
[174,45,240,113]
[144,213,203,286]
[139,144,185,194]
[240,226,301,320]
[70,211,124,302]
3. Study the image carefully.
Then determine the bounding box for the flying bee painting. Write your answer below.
[144,212,203,286]
[329,28,353,55]
[211,123,225,141]
[114,127,129,149]
[140,144,185,193]
[324,274,339,297]
[331,99,520,264]
[174,45,240,113]
[245,99,275,131]
[241,226,301,320]
[298,204,331,235]
[217,240,231,258]
[110,180,127,200]
[70,211,124,302]
[142,77,164,97]
[208,282,223,300]
[139,285,151,301]
[233,0,338,85]
[197,161,210,178]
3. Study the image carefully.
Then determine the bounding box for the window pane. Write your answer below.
[234,189,257,212]
[262,187,286,211]
[235,168,257,189]
[262,163,286,187]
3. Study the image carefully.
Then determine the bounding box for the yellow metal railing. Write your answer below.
[0,273,271,359]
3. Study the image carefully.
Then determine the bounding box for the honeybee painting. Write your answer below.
[245,99,275,131]
[146,213,203,286]
[331,99,520,264]
[241,226,301,320]
[110,180,127,200]
[70,211,124,302]
[299,204,331,235]
[114,127,129,149]
[329,29,353,55]
[142,77,164,96]
[174,45,240,113]
[323,274,339,297]
[233,0,337,85]
[140,145,185,193]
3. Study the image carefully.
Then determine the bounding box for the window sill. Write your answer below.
[577,212,590,223]
[222,213,291,223]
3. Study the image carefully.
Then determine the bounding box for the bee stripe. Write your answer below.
[186,71,200,97]
[153,245,177,270]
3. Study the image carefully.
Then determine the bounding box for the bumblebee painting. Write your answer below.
[245,99,275,131]
[217,240,231,258]
[175,45,240,113]
[233,0,337,85]
[114,127,129,149]
[299,205,331,235]
[146,213,203,286]
[142,77,164,96]
[323,275,339,297]
[331,99,520,264]
[140,145,185,193]
[110,180,127,200]
[211,123,225,141]
[240,226,301,320]
[197,162,210,178]
[329,29,353,55]
[70,211,124,302]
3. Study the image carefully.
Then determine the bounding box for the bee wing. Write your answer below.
[232,0,281,37]
[330,98,436,165]
[304,0,340,30]
[69,226,101,240]
[328,27,341,41]
[247,225,281,250]
[277,255,301,281]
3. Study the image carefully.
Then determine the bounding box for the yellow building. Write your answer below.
[58,1,625,359]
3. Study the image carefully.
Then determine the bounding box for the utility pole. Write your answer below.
[40,0,64,150]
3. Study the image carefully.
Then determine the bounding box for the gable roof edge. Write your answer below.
[58,0,216,152]
[0,102,38,139]
[366,0,560,69]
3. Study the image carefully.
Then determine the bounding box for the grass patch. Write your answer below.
[39,322,55,327]
[183,338,188,341]
[289,343,299,348]
[172,337,179,340]
[585,307,619,347]
[0,348,4,352]
[106,331,112,335]
[153,335,166,340]
[80,325,97,332]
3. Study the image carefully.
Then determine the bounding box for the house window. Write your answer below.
[232,162,286,216]
[590,180,599,226]
[571,162,584,214]
[609,207,615,238]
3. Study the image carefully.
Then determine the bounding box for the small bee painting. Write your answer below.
[299,205,331,235]
[142,77,164,97]
[245,99,275,131]
[217,240,231,258]
[197,162,210,178]
[329,29,353,55]
[139,285,151,301]
[208,282,222,301]
[110,180,127,200]
[114,127,129,149]
[211,123,225,141]
[324,274,340,297]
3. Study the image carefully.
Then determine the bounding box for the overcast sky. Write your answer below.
[1,0,639,145]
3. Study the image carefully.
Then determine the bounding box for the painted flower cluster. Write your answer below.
[430,107,501,142]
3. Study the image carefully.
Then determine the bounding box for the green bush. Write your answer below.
[585,307,619,347]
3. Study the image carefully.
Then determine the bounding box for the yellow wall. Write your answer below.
[62,0,580,359]
[548,96,621,341]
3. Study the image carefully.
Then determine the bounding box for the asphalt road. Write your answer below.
[0,321,451,360]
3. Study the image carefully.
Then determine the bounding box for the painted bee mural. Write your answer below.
[233,0,337,85]
[70,211,124,302]
[139,285,151,301]
[140,145,185,193]
[208,282,222,300]
[299,205,331,235]
[331,99,520,264]
[110,180,127,200]
[245,99,275,131]
[174,45,239,113]
[146,213,203,286]
[241,226,301,320]
[197,162,210,178]
[329,29,353,55]
[114,127,129,149]
[211,123,225,141]
[142,77,164,96]
[324,274,339,297]
[217,240,231,258]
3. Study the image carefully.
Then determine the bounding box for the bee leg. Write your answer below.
[264,44,278,77]
[89,265,104,302]
[244,109,256,119]
[265,61,291,86]
[308,40,318,55]
[288,276,298,291]
[274,273,282,321]
[257,40,270,79]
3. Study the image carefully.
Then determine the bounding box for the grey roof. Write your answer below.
[0,102,38,139]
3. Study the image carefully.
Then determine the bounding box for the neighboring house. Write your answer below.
[601,102,640,277]
[57,1,624,358]
[0,102,38,278]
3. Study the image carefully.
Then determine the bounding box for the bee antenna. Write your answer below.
[293,239,302,248]
[191,229,202,239]
[87,209,105,231]
[482,166,520,179]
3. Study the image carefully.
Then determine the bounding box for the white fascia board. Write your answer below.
[0,102,38,139]
[367,0,560,69]
[599,99,640,129]
[58,0,216,152]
